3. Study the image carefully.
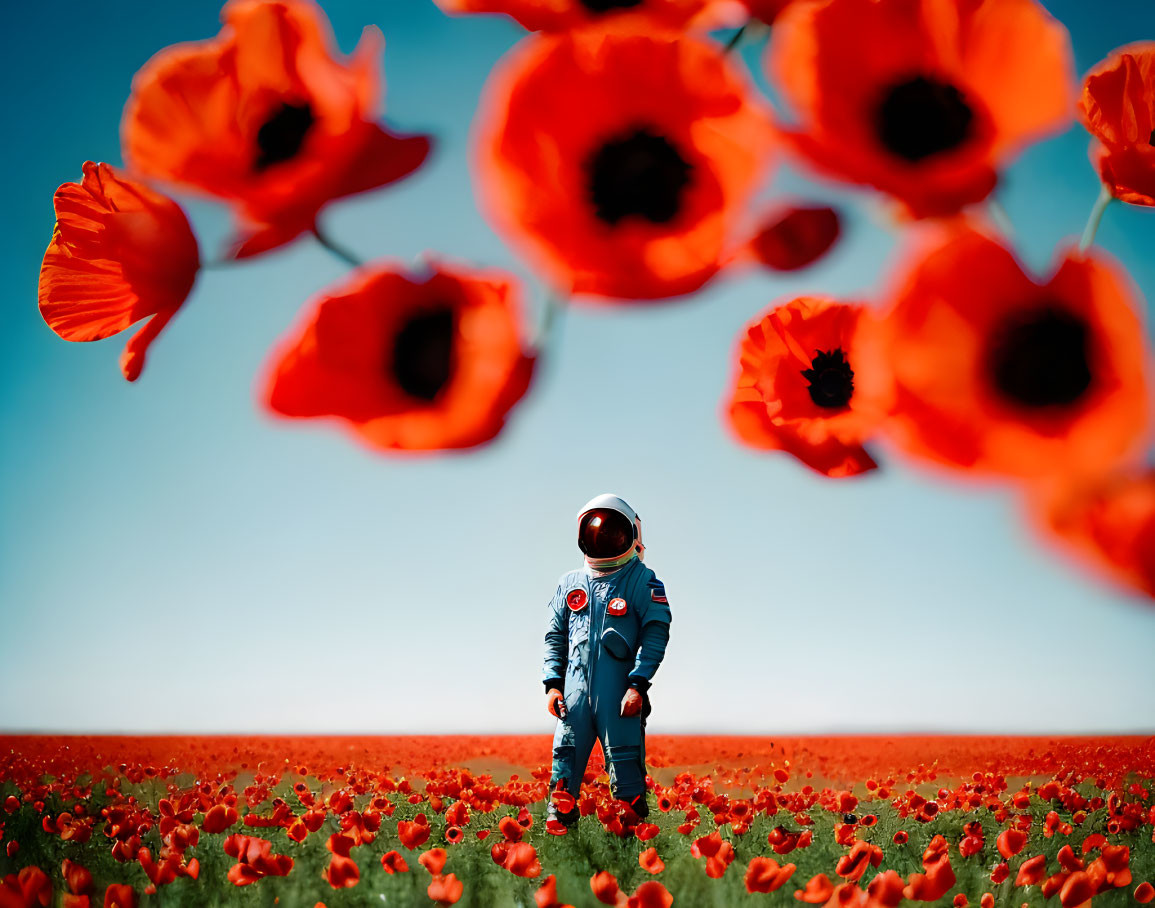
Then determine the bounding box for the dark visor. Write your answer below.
[578,508,635,559]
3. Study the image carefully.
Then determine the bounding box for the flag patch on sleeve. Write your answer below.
[648,580,668,603]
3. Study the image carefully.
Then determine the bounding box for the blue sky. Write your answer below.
[1,0,1153,734]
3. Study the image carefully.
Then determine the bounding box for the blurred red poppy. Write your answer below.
[727,296,882,478]
[324,853,359,888]
[749,205,840,272]
[38,162,199,382]
[535,875,562,908]
[428,872,464,905]
[380,851,409,874]
[639,847,665,874]
[739,0,793,24]
[432,0,725,31]
[121,0,430,257]
[265,262,534,452]
[746,856,794,892]
[864,227,1151,480]
[1030,468,1155,600]
[795,872,834,903]
[419,848,448,875]
[1016,854,1047,886]
[1079,43,1155,206]
[628,881,673,908]
[475,27,771,300]
[502,842,542,878]
[591,871,624,906]
[767,0,1074,217]
[104,884,135,908]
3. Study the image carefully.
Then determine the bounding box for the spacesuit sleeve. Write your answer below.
[628,573,671,692]
[542,580,567,693]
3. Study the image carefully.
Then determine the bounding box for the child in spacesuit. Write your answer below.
[542,493,672,825]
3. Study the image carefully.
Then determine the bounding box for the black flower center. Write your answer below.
[801,348,854,409]
[391,307,456,402]
[255,102,315,171]
[1149,127,1155,146]
[987,305,1093,409]
[587,127,693,226]
[579,0,643,10]
[875,76,974,162]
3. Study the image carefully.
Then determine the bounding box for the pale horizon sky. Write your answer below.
[2,0,1154,735]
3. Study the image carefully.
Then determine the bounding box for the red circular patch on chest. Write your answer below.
[608,597,627,615]
[566,588,588,611]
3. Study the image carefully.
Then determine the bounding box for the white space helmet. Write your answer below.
[576,493,644,566]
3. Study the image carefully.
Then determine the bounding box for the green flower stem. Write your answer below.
[311,225,363,267]
[1078,184,1114,254]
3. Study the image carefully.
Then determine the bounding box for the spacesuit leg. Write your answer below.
[596,703,647,805]
[551,694,596,799]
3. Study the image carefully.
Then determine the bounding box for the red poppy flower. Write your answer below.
[535,875,562,908]
[428,872,464,906]
[397,815,432,851]
[767,0,1074,217]
[432,0,725,32]
[1016,854,1048,886]
[381,851,409,874]
[1135,881,1155,904]
[420,848,448,875]
[474,26,772,300]
[639,847,665,874]
[868,870,907,908]
[865,227,1151,480]
[794,872,834,903]
[38,162,199,382]
[745,856,793,893]
[749,204,841,272]
[591,871,625,907]
[502,842,542,878]
[325,853,360,888]
[264,261,534,452]
[121,0,430,258]
[628,881,673,908]
[997,828,1027,859]
[201,804,239,835]
[1078,43,1155,206]
[727,296,882,477]
[62,861,93,897]
[104,884,135,908]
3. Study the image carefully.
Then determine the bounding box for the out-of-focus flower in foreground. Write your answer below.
[863,227,1151,480]
[1079,42,1155,207]
[1031,469,1155,601]
[739,0,793,24]
[474,27,772,300]
[121,0,430,258]
[727,297,882,478]
[264,262,535,452]
[38,162,199,382]
[766,0,1074,218]
[432,0,728,32]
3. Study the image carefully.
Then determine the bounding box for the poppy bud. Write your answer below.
[750,206,841,271]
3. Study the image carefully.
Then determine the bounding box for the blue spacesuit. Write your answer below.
[542,494,672,820]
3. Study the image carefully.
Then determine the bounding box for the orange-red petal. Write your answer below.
[38,162,198,381]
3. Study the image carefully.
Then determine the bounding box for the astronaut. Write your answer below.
[542,493,672,825]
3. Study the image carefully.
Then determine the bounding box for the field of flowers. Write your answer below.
[1,736,1152,907]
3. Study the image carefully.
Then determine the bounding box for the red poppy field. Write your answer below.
[1,735,1152,907]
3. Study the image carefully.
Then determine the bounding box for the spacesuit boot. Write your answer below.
[623,792,649,820]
